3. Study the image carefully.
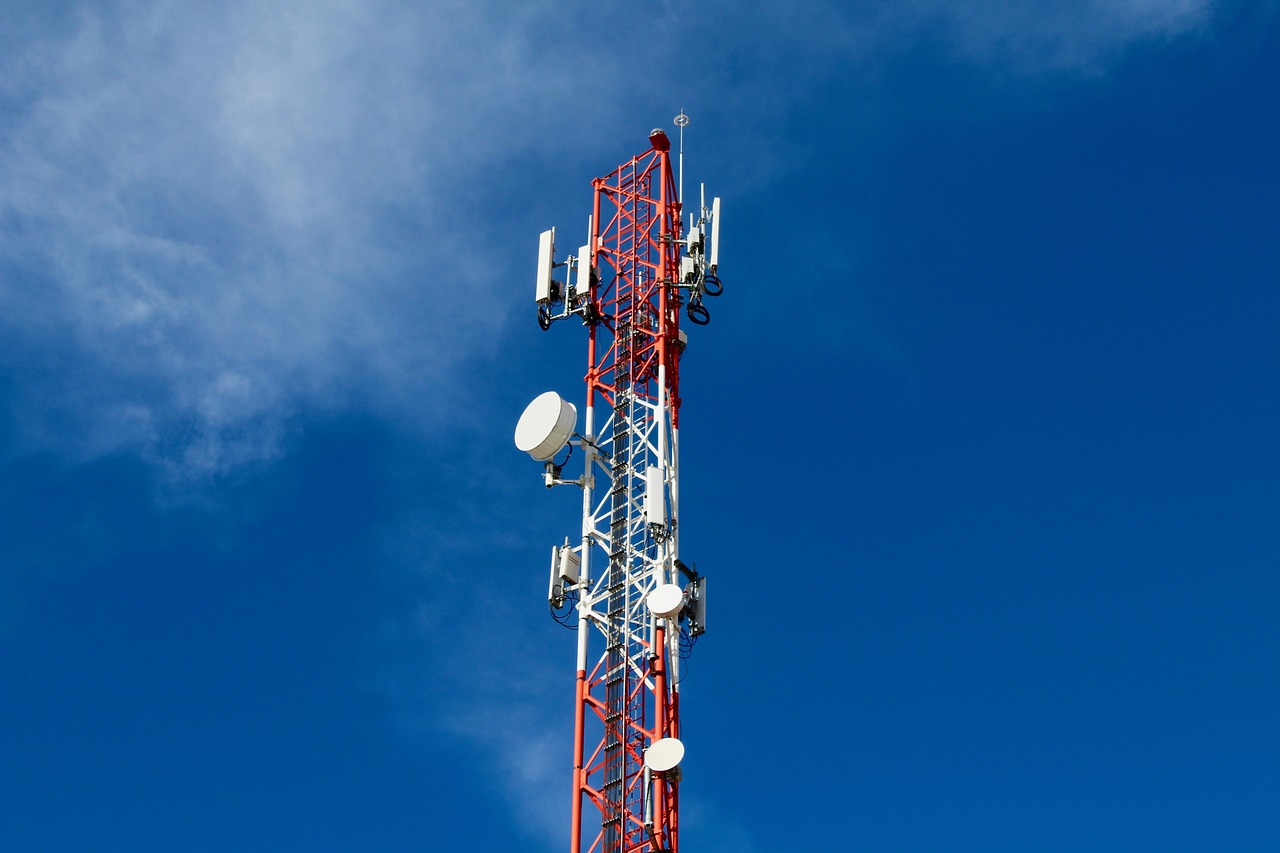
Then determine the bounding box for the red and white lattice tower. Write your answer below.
[515,117,722,853]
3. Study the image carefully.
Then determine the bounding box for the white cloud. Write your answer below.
[376,534,572,848]
[0,0,1244,828]
[877,0,1218,73]
[0,0,618,480]
[0,0,1233,482]
[681,0,1219,77]
[369,489,580,848]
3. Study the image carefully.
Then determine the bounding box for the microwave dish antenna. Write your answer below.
[514,391,576,461]
[644,737,686,773]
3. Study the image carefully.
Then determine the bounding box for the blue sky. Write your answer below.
[2,1,1278,850]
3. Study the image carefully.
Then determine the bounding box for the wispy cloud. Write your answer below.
[380,614,571,848]
[0,1,616,481]
[0,0,1233,482]
[375,504,573,849]
[889,0,1218,73]
[0,0,1246,836]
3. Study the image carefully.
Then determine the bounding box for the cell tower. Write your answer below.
[514,114,723,853]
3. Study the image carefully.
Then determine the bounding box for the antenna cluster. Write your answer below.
[534,152,722,331]
[680,188,722,326]
[514,115,725,853]
[534,224,599,331]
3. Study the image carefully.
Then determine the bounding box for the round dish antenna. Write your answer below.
[515,392,577,461]
[646,583,685,619]
[644,737,685,773]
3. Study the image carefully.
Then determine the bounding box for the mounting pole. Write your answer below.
[675,110,689,218]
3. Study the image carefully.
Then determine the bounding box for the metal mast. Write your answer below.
[517,119,722,853]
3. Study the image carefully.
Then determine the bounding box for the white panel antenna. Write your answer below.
[709,198,721,272]
[536,228,556,304]
[548,545,561,603]
[645,466,666,526]
[691,575,706,636]
[575,245,592,296]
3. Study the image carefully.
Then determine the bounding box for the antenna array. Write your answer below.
[516,118,724,853]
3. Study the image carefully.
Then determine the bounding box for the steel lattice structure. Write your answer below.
[521,123,720,853]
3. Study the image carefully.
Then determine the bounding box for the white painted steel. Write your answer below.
[576,402,595,673]
[573,373,682,700]
[669,421,681,690]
